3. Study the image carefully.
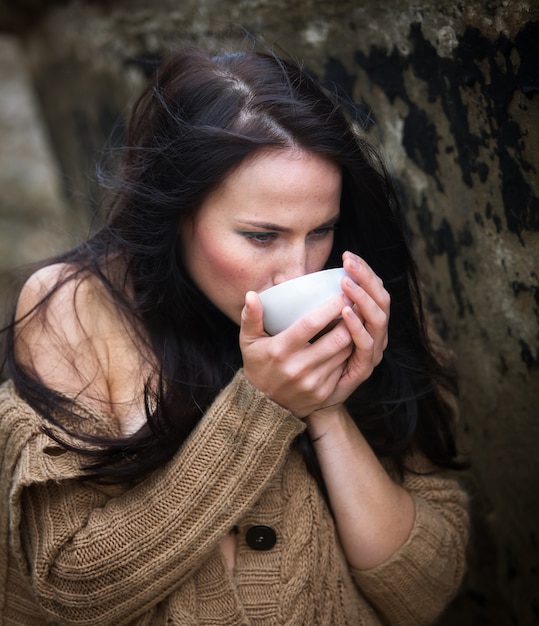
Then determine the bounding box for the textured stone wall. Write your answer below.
[1,1,538,624]
[0,35,71,300]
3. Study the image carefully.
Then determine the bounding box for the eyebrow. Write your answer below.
[235,215,340,232]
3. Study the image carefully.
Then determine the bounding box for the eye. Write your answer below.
[309,225,337,239]
[240,232,278,245]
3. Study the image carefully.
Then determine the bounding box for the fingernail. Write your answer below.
[346,251,360,269]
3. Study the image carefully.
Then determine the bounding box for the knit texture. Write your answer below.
[0,372,469,625]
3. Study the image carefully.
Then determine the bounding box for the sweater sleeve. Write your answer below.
[350,457,469,626]
[9,371,305,625]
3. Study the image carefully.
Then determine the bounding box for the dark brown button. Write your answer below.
[246,525,277,551]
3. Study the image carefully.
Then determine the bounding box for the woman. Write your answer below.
[0,44,469,625]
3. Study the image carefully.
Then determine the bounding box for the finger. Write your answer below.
[342,306,385,371]
[240,291,266,342]
[342,276,389,340]
[340,253,390,356]
[342,251,390,313]
[285,292,352,346]
[309,317,354,356]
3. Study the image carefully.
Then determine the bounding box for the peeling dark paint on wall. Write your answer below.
[354,20,539,243]
[321,56,376,132]
[415,196,475,318]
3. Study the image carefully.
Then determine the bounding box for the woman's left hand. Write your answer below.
[304,254,415,573]
[322,250,390,407]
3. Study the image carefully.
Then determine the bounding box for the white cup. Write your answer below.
[258,267,349,336]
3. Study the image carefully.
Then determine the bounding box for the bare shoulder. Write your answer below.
[14,264,118,409]
[14,263,151,431]
[16,263,76,313]
[16,262,113,344]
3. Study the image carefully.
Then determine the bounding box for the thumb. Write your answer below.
[240,291,266,340]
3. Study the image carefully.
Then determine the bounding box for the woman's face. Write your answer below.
[179,147,342,325]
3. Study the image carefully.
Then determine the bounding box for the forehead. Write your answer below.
[199,147,342,220]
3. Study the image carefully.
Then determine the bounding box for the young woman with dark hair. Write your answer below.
[0,44,468,625]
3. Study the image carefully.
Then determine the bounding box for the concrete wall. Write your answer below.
[0,35,72,311]
[1,1,538,623]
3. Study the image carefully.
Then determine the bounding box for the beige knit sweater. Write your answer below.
[0,371,469,626]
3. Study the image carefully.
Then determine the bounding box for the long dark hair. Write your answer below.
[5,45,462,485]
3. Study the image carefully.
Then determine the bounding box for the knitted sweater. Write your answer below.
[0,372,469,626]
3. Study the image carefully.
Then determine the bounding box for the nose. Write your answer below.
[273,245,309,285]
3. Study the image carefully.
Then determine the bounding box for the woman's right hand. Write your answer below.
[239,290,355,417]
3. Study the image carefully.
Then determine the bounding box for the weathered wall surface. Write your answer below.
[1,0,538,624]
[0,35,73,311]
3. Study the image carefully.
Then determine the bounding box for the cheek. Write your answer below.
[310,237,336,273]
[196,231,252,285]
